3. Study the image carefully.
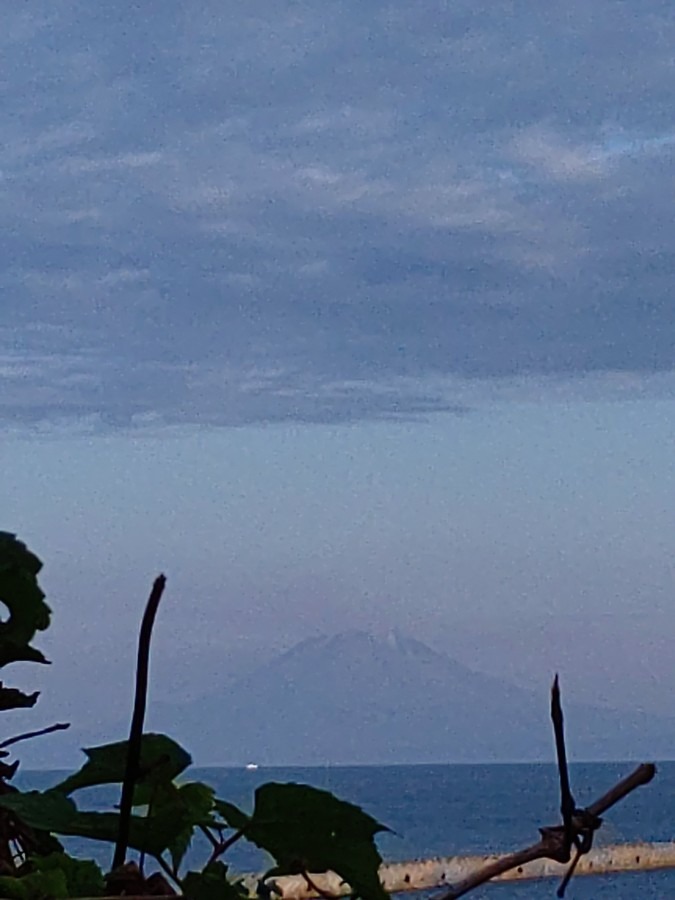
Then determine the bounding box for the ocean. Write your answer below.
[16,762,675,898]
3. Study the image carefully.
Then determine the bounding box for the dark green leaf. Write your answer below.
[0,790,76,831]
[175,782,216,819]
[153,782,217,872]
[0,790,189,857]
[0,853,104,900]
[213,799,250,832]
[0,876,29,900]
[0,868,67,900]
[0,533,51,667]
[53,733,191,795]
[183,862,247,900]
[31,853,105,898]
[246,783,389,900]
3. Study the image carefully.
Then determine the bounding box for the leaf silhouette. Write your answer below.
[54,733,191,795]
[0,532,51,667]
[245,783,389,900]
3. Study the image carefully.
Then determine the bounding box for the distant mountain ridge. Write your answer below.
[146,629,675,766]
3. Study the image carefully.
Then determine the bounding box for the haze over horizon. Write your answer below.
[2,2,675,762]
[9,628,675,769]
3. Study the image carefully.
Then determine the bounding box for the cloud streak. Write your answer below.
[2,1,675,427]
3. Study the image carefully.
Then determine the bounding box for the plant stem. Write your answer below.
[206,828,246,866]
[199,825,220,849]
[0,722,70,749]
[154,852,183,892]
[551,675,574,851]
[112,574,166,870]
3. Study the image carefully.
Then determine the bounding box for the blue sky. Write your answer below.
[2,2,675,753]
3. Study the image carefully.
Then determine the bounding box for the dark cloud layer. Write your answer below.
[2,1,675,427]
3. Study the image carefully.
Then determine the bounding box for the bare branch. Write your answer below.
[551,675,574,852]
[112,574,167,871]
[435,763,656,898]
[557,847,582,899]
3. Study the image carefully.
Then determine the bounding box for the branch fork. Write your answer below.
[436,676,656,899]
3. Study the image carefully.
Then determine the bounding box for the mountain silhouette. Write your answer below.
[146,630,675,765]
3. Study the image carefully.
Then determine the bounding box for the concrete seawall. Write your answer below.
[243,841,675,897]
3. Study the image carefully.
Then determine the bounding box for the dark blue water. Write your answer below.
[17,763,675,898]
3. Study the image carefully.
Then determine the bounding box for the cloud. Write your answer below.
[509,127,609,182]
[2,1,675,428]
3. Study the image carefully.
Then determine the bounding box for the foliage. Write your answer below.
[244,783,389,900]
[0,853,105,900]
[0,757,389,899]
[0,533,51,715]
[0,533,391,900]
[182,863,247,900]
[54,734,192,796]
[0,533,50,668]
[0,786,194,858]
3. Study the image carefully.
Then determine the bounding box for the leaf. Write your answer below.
[0,683,39,711]
[0,790,189,857]
[153,781,217,872]
[0,760,20,781]
[0,533,51,667]
[0,876,30,900]
[0,868,67,900]
[53,733,191,794]
[213,799,250,832]
[183,862,247,900]
[0,853,104,900]
[0,790,77,831]
[31,852,105,898]
[245,783,389,900]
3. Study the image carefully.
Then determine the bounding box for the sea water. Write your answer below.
[17,762,675,898]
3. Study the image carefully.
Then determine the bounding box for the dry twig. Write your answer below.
[435,677,656,900]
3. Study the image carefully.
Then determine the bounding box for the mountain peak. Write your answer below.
[148,628,675,766]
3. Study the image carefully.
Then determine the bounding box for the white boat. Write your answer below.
[245,762,259,770]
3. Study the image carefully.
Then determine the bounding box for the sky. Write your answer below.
[2,2,675,760]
